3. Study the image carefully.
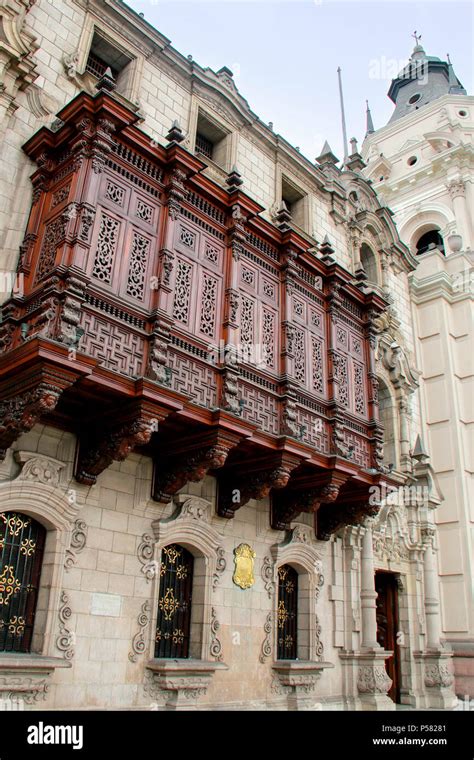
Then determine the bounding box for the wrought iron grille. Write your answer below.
[195,133,214,160]
[277,564,298,660]
[154,544,193,659]
[0,512,46,653]
[85,52,118,80]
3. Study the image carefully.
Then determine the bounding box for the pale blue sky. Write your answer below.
[125,0,473,162]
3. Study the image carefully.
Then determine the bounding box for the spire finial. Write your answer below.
[412,30,422,46]
[365,100,375,135]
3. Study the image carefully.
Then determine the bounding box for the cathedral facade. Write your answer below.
[0,0,462,710]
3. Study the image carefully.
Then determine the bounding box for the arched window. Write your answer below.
[416,229,445,255]
[155,544,194,658]
[360,243,379,284]
[378,379,397,469]
[277,564,298,660]
[0,512,46,653]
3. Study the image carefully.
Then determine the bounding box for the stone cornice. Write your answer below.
[409,268,474,304]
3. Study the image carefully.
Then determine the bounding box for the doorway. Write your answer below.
[375,571,401,703]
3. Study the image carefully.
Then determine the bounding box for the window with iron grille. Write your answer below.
[195,132,214,160]
[155,544,194,658]
[277,564,298,660]
[0,512,46,653]
[85,51,118,80]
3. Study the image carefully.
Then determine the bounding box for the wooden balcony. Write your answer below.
[0,85,390,538]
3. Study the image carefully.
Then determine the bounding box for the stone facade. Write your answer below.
[363,44,474,697]
[0,1,460,710]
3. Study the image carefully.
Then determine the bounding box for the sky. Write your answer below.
[124,0,473,162]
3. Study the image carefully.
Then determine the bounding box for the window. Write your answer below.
[408,93,421,105]
[277,564,298,660]
[416,229,445,255]
[195,132,214,160]
[154,544,194,659]
[281,176,307,230]
[194,111,230,168]
[0,512,46,653]
[360,243,379,284]
[407,156,418,167]
[85,31,134,94]
[378,378,397,469]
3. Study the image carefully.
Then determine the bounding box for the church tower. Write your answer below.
[362,38,474,699]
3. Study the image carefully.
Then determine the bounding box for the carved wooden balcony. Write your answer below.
[0,87,389,538]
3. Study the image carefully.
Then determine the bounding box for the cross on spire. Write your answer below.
[412,30,422,46]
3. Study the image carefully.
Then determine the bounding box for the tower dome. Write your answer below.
[387,35,466,123]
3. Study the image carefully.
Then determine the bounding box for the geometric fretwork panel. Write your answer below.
[80,310,144,376]
[167,351,218,408]
[343,430,371,468]
[296,407,330,454]
[240,382,279,435]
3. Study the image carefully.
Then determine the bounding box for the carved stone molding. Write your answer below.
[137,533,155,582]
[64,519,88,571]
[261,555,275,598]
[145,659,227,710]
[271,661,333,709]
[56,591,75,660]
[209,608,223,661]
[0,0,39,117]
[14,451,65,488]
[129,601,151,663]
[212,547,226,591]
[259,612,273,663]
[357,664,392,694]
[424,663,454,689]
[153,429,241,504]
[0,654,70,704]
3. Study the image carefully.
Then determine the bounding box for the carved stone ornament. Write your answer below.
[357,665,392,694]
[213,547,226,591]
[137,533,155,582]
[261,555,275,598]
[129,601,151,663]
[232,543,256,589]
[64,519,88,571]
[259,612,273,663]
[210,608,223,661]
[424,663,454,689]
[14,451,64,487]
[56,591,75,660]
[145,659,227,709]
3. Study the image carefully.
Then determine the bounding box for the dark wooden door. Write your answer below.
[375,572,400,703]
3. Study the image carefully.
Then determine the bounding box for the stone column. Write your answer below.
[398,396,411,471]
[422,528,442,650]
[360,522,380,649]
[448,180,472,251]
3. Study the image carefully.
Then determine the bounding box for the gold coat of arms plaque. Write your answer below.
[233,543,256,589]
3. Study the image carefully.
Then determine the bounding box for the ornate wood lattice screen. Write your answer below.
[0,512,46,652]
[155,544,194,658]
[277,564,298,660]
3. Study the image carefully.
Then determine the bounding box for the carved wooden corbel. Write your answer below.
[217,452,301,519]
[75,402,165,485]
[271,471,349,531]
[152,428,241,504]
[0,371,75,460]
[316,499,380,542]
